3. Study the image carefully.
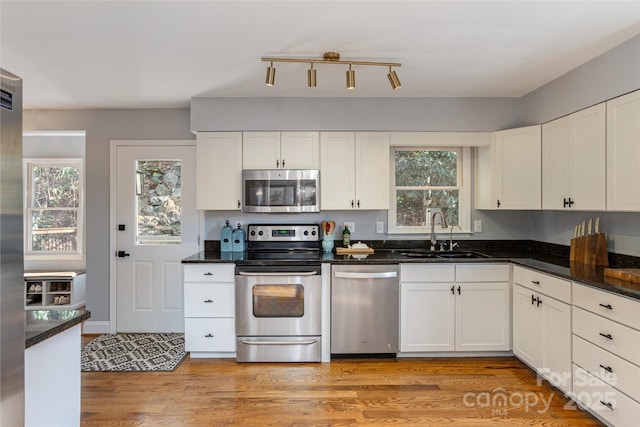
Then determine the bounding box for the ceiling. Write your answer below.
[1,1,639,110]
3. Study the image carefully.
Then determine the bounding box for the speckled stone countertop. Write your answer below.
[182,240,640,301]
[25,309,91,348]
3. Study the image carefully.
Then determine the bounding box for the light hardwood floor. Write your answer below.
[80,336,603,426]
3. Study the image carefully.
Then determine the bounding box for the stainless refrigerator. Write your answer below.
[0,68,24,426]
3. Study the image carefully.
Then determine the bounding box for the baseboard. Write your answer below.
[82,320,110,334]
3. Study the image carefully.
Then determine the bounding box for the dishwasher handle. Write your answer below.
[334,271,397,279]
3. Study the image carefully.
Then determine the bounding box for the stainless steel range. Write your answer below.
[235,224,322,362]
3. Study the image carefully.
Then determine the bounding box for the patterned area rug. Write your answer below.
[81,333,186,372]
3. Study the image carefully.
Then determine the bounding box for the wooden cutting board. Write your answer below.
[335,247,374,255]
[604,268,640,284]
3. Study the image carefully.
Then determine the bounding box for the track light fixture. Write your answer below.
[262,52,401,90]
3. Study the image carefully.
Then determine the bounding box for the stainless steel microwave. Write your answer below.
[242,169,320,213]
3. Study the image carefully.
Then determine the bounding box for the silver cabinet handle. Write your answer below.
[334,271,397,279]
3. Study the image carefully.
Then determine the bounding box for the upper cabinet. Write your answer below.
[606,90,640,211]
[542,103,606,210]
[476,125,541,210]
[320,132,390,210]
[242,132,319,170]
[196,132,243,210]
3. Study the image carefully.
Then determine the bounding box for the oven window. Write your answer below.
[252,285,304,317]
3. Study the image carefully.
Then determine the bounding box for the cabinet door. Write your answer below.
[512,284,540,367]
[196,132,242,210]
[320,132,356,209]
[455,282,511,351]
[607,90,640,211]
[280,132,319,169]
[400,283,455,352]
[355,132,390,209]
[542,115,572,209]
[492,125,541,209]
[539,296,572,392]
[572,103,606,210]
[243,132,280,169]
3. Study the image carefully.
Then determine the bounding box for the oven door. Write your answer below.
[235,272,321,337]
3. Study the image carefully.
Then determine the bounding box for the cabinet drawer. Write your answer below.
[184,282,234,318]
[573,365,640,427]
[573,283,640,330]
[573,307,640,364]
[184,318,235,352]
[513,266,571,303]
[400,264,455,282]
[455,264,510,282]
[573,335,640,403]
[184,264,235,282]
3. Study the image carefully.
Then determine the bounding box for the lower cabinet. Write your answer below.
[400,263,511,353]
[512,266,572,394]
[183,263,236,358]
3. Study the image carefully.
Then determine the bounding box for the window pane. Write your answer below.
[32,166,79,208]
[395,150,458,187]
[30,210,77,251]
[396,190,459,227]
[136,160,182,245]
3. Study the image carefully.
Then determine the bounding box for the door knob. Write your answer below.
[116,251,130,257]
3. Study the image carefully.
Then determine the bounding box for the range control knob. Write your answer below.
[250,231,256,236]
[304,230,309,236]
[258,231,264,236]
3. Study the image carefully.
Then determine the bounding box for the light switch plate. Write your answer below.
[376,221,384,233]
[474,220,482,233]
[344,222,355,233]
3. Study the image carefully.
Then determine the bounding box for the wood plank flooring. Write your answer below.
[81,337,603,426]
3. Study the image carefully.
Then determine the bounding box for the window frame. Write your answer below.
[23,158,84,259]
[387,146,471,235]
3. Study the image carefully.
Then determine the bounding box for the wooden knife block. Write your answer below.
[570,233,609,267]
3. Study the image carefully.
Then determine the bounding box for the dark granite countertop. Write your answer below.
[183,240,640,301]
[25,309,91,348]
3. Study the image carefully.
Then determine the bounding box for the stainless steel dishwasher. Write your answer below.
[331,264,399,355]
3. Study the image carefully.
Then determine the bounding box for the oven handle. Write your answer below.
[239,339,318,346]
[334,271,397,279]
[237,271,318,276]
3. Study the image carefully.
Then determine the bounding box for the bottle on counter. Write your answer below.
[220,220,233,252]
[342,225,351,247]
[232,223,246,252]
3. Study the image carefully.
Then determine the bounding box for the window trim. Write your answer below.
[387,146,471,235]
[23,158,84,259]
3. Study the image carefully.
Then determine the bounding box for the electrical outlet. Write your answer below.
[473,220,482,233]
[376,221,385,234]
[344,222,355,233]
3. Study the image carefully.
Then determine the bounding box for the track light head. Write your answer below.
[346,64,355,89]
[308,63,316,87]
[388,67,401,90]
[265,62,276,86]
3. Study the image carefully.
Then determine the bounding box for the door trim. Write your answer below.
[109,139,200,334]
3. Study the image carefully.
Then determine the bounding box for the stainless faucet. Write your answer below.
[430,211,447,251]
[450,224,462,251]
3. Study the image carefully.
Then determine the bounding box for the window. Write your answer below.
[24,159,83,257]
[388,147,470,234]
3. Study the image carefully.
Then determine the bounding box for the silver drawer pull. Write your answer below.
[599,332,613,340]
[600,401,614,411]
[531,280,540,285]
[204,333,214,338]
[240,339,318,346]
[599,364,613,373]
[204,299,214,303]
[599,303,613,310]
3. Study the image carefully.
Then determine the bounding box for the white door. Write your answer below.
[114,143,198,332]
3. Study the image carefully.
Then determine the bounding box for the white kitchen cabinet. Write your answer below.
[243,131,319,169]
[512,266,572,394]
[571,282,640,427]
[183,264,236,358]
[606,90,640,211]
[196,132,242,210]
[476,125,541,210]
[399,264,510,353]
[320,132,389,210]
[542,103,606,210]
[24,271,86,310]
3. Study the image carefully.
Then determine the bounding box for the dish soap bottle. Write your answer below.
[342,225,351,247]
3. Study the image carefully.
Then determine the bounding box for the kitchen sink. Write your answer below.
[399,250,489,259]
